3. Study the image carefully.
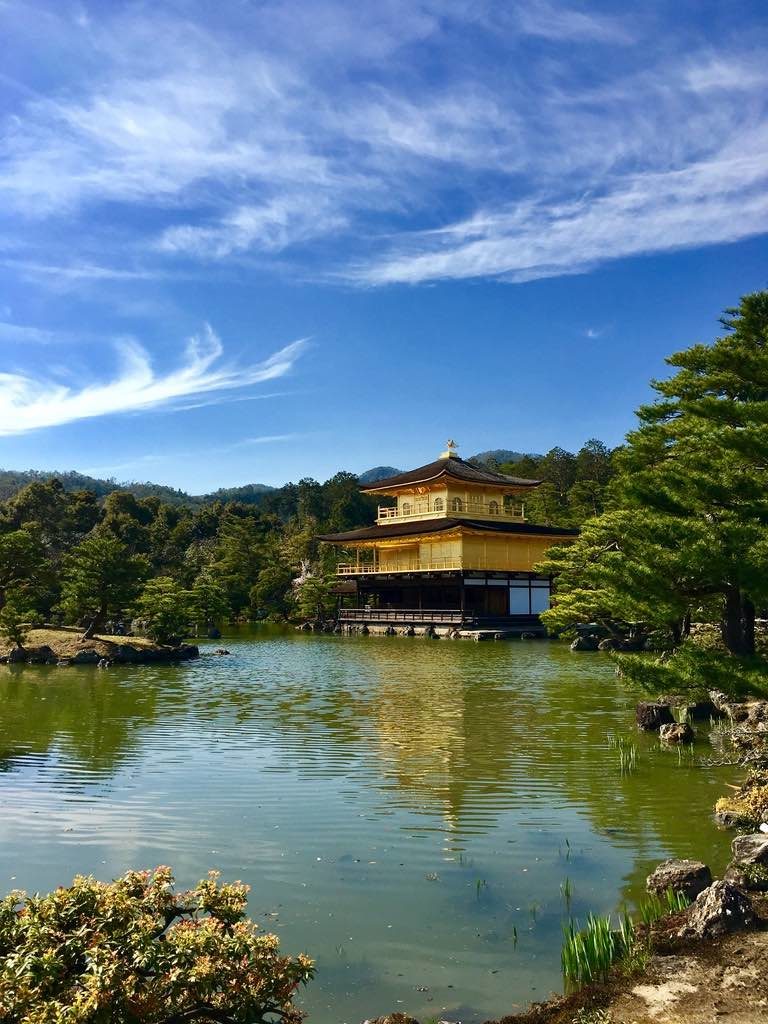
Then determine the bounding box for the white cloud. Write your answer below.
[510,0,633,43]
[1,1,767,287]
[156,196,347,258]
[81,434,299,477]
[0,325,307,435]
[0,321,61,343]
[351,140,768,285]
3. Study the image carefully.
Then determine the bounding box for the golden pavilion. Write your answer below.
[318,442,577,632]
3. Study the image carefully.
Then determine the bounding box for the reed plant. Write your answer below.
[561,913,620,985]
[562,889,689,987]
[607,734,639,774]
[638,887,690,926]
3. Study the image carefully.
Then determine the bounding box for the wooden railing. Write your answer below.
[337,558,464,575]
[339,608,464,624]
[376,501,525,524]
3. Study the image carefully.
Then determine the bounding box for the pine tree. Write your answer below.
[59,532,148,638]
[541,290,768,657]
[135,577,192,645]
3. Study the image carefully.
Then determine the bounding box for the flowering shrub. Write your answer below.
[0,867,314,1024]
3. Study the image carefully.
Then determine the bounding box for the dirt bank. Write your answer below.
[486,896,768,1024]
[0,628,199,665]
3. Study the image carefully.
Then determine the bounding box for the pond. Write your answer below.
[0,627,737,1023]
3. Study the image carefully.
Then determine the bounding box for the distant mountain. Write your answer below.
[468,449,540,466]
[205,482,276,505]
[0,468,275,507]
[0,468,195,506]
[358,466,401,484]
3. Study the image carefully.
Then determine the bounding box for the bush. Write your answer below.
[0,866,314,1024]
[0,592,40,649]
[135,577,193,645]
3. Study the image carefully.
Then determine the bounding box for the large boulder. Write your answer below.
[570,634,599,651]
[658,694,719,720]
[8,647,27,663]
[112,644,141,664]
[659,722,695,744]
[26,645,57,664]
[724,833,768,891]
[364,1016,420,1024]
[70,649,100,665]
[636,702,675,731]
[646,858,712,901]
[678,880,755,938]
[170,644,199,661]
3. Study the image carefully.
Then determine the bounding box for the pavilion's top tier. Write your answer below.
[360,444,541,526]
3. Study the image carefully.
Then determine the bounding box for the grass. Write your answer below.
[561,914,621,985]
[607,734,639,774]
[561,877,573,912]
[571,1009,612,1024]
[0,627,158,658]
[562,888,691,988]
[638,888,690,927]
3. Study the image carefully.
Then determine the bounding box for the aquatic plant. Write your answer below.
[561,913,620,985]
[560,877,573,911]
[617,738,638,774]
[637,887,690,927]
[562,888,689,986]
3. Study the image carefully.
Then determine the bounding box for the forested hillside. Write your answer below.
[0,439,614,634]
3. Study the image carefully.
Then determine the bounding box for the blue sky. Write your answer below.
[1,0,767,492]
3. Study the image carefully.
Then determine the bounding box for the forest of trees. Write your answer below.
[0,443,616,644]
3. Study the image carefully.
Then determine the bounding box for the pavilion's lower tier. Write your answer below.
[335,569,552,628]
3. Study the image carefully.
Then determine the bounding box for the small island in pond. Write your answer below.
[0,627,199,666]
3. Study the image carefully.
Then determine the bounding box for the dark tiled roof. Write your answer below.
[359,456,540,492]
[318,518,578,543]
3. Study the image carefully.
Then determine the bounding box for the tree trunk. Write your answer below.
[81,602,106,641]
[743,596,756,657]
[721,586,753,656]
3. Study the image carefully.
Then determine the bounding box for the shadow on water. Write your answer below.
[0,625,737,1023]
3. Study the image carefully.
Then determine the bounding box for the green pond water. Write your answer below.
[0,627,738,1023]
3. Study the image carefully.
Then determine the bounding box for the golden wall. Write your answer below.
[358,530,568,572]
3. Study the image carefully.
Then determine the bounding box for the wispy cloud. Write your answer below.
[81,434,300,478]
[351,141,768,285]
[0,325,307,436]
[156,196,347,258]
[2,1,768,287]
[510,0,633,43]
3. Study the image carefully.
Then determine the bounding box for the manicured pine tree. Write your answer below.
[540,290,768,657]
[59,532,148,638]
[134,577,193,645]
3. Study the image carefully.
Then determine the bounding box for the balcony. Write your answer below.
[337,557,464,575]
[376,499,525,525]
[340,608,464,624]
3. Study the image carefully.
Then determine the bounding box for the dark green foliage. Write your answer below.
[0,467,377,631]
[189,569,231,633]
[135,577,194,645]
[499,439,617,527]
[0,590,39,649]
[59,533,148,634]
[541,290,768,680]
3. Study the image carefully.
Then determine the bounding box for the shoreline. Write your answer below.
[0,627,199,666]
